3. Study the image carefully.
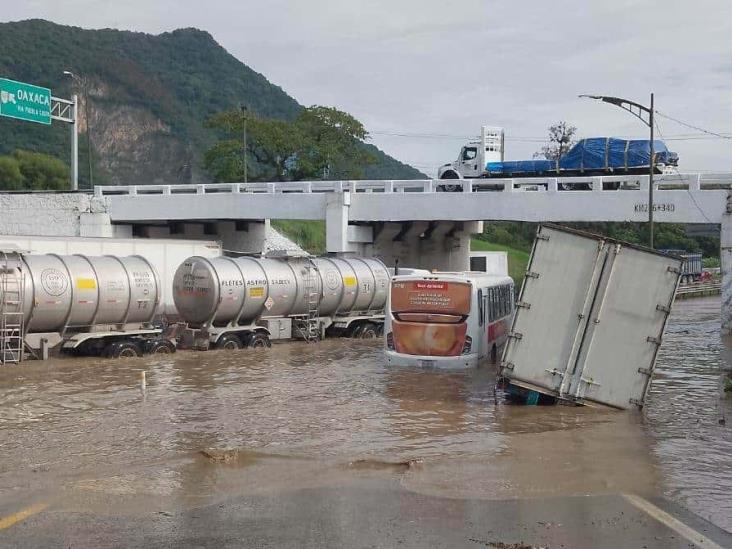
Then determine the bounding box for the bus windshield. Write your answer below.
[390,280,471,320]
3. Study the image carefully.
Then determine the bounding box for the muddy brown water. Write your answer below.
[0,297,730,532]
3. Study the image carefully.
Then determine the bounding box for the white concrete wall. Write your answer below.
[0,193,96,236]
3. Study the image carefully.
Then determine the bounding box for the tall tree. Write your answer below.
[204,106,375,182]
[535,121,577,161]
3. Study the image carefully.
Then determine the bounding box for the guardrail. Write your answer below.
[93,173,732,197]
[675,281,721,299]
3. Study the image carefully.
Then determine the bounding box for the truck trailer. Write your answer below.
[438,127,679,185]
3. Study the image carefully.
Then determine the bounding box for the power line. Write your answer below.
[654,111,732,140]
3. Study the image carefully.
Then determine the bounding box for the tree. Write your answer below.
[204,105,375,182]
[534,121,577,161]
[0,156,24,190]
[0,151,69,190]
[12,150,69,190]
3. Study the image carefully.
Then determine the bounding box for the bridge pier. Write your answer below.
[722,192,732,333]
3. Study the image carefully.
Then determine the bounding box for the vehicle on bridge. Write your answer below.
[384,271,514,369]
[437,126,679,189]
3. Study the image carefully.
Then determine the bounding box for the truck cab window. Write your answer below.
[462,147,477,161]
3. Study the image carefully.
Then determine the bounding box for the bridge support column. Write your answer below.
[721,192,732,333]
[369,221,482,271]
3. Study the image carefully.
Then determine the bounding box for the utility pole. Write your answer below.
[579,93,656,248]
[240,105,248,183]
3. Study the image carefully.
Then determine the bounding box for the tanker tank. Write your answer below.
[172,255,389,328]
[0,253,160,334]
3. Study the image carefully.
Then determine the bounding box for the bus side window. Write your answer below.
[478,289,484,326]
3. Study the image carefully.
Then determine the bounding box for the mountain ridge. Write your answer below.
[0,19,424,186]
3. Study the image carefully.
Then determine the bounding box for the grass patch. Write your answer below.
[471,239,530,285]
[271,220,326,255]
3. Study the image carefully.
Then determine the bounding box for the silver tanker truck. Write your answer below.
[0,250,392,362]
[172,255,390,349]
[0,250,170,361]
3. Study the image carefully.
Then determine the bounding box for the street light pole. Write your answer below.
[579,93,656,248]
[240,105,248,183]
[649,93,654,249]
[63,70,93,189]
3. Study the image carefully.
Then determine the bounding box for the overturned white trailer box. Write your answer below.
[499,225,682,410]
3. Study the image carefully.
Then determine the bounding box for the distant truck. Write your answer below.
[438,126,679,184]
[658,249,703,284]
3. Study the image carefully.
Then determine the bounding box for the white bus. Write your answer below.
[384,272,514,369]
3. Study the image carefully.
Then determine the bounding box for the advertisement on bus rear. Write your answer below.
[390,280,470,357]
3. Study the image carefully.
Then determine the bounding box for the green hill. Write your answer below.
[0,19,424,186]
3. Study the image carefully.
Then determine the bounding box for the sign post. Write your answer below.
[0,77,78,190]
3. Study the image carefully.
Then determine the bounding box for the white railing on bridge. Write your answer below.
[93,173,732,198]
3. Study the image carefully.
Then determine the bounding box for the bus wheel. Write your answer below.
[359,323,378,339]
[111,341,142,359]
[216,334,242,350]
[249,333,271,348]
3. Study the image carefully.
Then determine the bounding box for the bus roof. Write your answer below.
[391,271,513,286]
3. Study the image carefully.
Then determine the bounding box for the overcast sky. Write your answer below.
[6,1,732,174]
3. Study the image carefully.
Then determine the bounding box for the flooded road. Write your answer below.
[0,297,730,542]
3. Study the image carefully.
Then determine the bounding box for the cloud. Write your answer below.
[5,0,732,173]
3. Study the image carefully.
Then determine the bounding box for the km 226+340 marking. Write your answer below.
[634,203,675,213]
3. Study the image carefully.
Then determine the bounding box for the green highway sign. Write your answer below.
[0,78,52,125]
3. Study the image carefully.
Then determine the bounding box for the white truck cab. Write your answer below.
[438,126,504,180]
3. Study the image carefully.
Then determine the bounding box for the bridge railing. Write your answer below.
[93,173,732,197]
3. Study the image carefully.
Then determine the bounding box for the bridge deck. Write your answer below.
[95,174,729,224]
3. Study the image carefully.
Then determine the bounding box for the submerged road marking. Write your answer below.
[0,502,49,531]
[623,494,723,549]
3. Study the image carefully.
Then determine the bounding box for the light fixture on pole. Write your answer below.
[579,94,656,248]
[63,70,93,189]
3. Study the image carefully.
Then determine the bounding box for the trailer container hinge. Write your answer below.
[525,271,540,279]
[507,331,523,340]
[516,300,531,309]
[629,398,644,407]
[579,376,601,387]
[667,266,681,275]
[646,336,662,345]
[593,318,601,324]
[578,313,585,319]
[535,233,550,241]
[544,368,564,377]
[637,367,652,376]
[501,361,515,370]
[656,304,671,313]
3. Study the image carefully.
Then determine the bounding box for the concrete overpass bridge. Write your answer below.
[2,172,731,329]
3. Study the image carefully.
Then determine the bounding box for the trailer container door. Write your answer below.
[567,244,680,409]
[501,225,604,394]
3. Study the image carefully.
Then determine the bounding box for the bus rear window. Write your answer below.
[390,280,471,316]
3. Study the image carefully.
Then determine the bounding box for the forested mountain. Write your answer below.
[0,19,423,186]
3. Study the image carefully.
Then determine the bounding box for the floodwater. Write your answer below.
[0,297,730,533]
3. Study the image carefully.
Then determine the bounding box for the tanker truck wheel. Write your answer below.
[109,341,142,359]
[359,323,378,339]
[147,339,176,354]
[248,333,272,349]
[216,334,243,350]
